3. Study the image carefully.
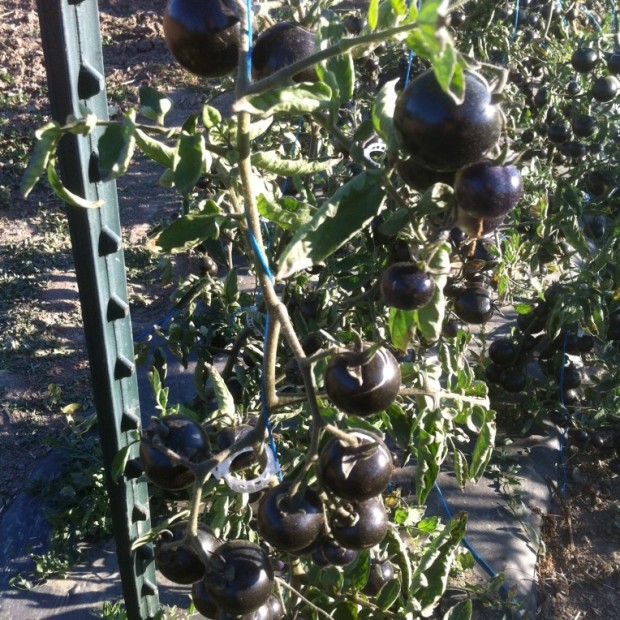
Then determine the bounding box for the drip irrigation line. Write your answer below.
[433,482,515,603]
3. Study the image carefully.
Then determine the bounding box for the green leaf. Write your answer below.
[469,410,496,482]
[139,85,173,125]
[156,213,221,253]
[391,0,408,16]
[47,163,104,209]
[389,307,417,352]
[417,0,450,28]
[333,601,358,620]
[368,0,379,30]
[414,243,450,343]
[386,526,413,593]
[411,512,467,615]
[223,269,239,306]
[174,132,209,195]
[134,128,175,168]
[348,549,370,590]
[202,363,236,423]
[110,443,133,483]
[201,104,222,129]
[415,409,447,504]
[453,448,468,490]
[372,78,400,153]
[251,151,338,176]
[443,599,473,620]
[277,170,385,279]
[235,82,333,118]
[21,121,62,198]
[317,52,355,104]
[257,195,313,232]
[97,111,137,182]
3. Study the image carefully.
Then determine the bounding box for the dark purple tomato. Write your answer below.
[216,601,274,620]
[216,424,257,472]
[591,76,619,102]
[571,114,596,137]
[501,370,527,393]
[140,415,211,491]
[561,366,582,390]
[569,428,590,449]
[571,47,598,73]
[442,318,461,338]
[485,362,503,385]
[395,158,456,192]
[380,263,436,311]
[566,79,581,97]
[155,521,220,584]
[456,209,505,238]
[192,577,220,618]
[310,536,358,568]
[547,122,571,144]
[257,482,324,553]
[207,540,274,615]
[252,22,317,83]
[578,334,594,352]
[318,431,393,502]
[453,287,494,324]
[488,339,519,366]
[330,497,389,550]
[363,559,396,596]
[324,347,401,416]
[393,69,502,171]
[163,0,240,78]
[608,52,620,74]
[455,160,523,220]
[563,389,580,405]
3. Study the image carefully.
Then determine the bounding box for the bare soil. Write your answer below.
[1,1,619,618]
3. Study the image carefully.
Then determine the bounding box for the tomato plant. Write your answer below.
[22,0,620,618]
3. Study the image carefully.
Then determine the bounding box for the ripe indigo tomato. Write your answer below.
[140,415,211,491]
[380,263,436,311]
[393,69,502,171]
[155,521,219,585]
[163,0,240,77]
[257,482,324,552]
[453,287,494,324]
[318,430,393,502]
[455,160,523,220]
[206,540,274,615]
[330,496,389,550]
[252,22,317,83]
[324,347,401,416]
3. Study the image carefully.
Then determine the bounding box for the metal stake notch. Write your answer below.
[35,1,159,618]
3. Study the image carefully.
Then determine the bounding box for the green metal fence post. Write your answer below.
[35,1,159,618]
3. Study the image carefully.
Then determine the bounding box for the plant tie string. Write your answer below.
[245,0,282,480]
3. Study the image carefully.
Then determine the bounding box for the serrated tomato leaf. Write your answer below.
[277,170,385,279]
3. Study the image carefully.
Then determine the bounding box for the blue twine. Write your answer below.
[512,0,520,39]
[245,0,281,479]
[246,0,253,83]
[403,0,417,88]
[580,3,604,32]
